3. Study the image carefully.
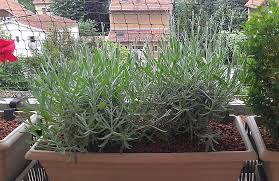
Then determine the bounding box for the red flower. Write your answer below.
[0,39,17,64]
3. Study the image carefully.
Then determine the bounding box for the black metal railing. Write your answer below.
[15,161,49,181]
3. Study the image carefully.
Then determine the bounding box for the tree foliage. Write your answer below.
[174,0,247,32]
[51,0,85,20]
[50,0,110,32]
[242,1,279,139]
[18,0,35,12]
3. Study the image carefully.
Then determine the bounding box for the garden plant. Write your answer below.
[23,15,257,181]
[243,0,279,142]
[242,2,279,180]
[28,18,248,153]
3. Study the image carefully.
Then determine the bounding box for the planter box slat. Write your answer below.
[25,116,257,181]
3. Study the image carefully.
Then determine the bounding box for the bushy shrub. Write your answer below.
[0,58,31,91]
[0,28,31,91]
[29,43,159,152]
[79,19,98,36]
[141,20,245,150]
[242,1,279,139]
[28,29,78,72]
[29,18,245,153]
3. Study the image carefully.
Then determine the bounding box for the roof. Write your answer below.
[33,0,52,5]
[110,0,173,12]
[245,0,266,8]
[0,0,33,17]
[17,14,77,31]
[108,29,167,43]
[0,0,76,31]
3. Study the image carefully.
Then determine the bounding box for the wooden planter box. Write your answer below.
[25,116,256,181]
[247,116,279,181]
[0,113,36,181]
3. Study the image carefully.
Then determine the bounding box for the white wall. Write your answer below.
[69,25,79,39]
[0,21,46,57]
[0,21,79,57]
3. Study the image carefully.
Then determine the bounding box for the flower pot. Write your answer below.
[0,112,36,181]
[247,116,279,181]
[25,116,256,181]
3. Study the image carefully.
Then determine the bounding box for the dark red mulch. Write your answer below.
[0,114,27,140]
[259,126,279,151]
[105,121,246,153]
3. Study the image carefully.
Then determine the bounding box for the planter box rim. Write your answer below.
[0,112,37,150]
[247,116,279,161]
[25,115,257,163]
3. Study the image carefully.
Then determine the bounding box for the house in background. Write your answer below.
[33,0,52,15]
[108,0,173,58]
[0,0,78,57]
[245,0,268,13]
[245,0,279,14]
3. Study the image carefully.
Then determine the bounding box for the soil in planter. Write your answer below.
[258,126,279,151]
[101,121,246,153]
[0,113,29,140]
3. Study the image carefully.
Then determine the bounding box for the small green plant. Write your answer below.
[242,1,279,139]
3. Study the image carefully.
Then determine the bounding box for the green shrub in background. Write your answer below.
[79,19,98,36]
[0,58,31,91]
[242,1,279,139]
[0,28,31,91]
[42,29,77,59]
[28,29,78,72]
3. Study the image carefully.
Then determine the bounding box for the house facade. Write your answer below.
[245,0,279,13]
[33,0,52,15]
[0,0,78,57]
[108,0,173,58]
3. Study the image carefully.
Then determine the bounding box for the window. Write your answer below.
[132,45,144,50]
[153,46,158,52]
[42,8,46,14]
[16,36,19,43]
[116,32,124,37]
[29,36,35,43]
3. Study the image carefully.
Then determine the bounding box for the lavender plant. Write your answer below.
[28,19,245,153]
[141,19,246,151]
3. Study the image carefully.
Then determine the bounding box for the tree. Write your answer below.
[51,0,85,20]
[174,0,247,32]
[84,0,110,32]
[51,0,110,32]
[18,0,35,12]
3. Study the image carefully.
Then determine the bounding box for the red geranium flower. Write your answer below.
[0,39,17,64]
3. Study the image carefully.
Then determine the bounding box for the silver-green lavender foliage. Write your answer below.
[141,20,245,150]
[30,42,161,153]
[29,20,246,153]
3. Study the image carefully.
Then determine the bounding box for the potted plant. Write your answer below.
[25,21,256,181]
[0,36,37,181]
[241,1,279,180]
[0,111,36,181]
